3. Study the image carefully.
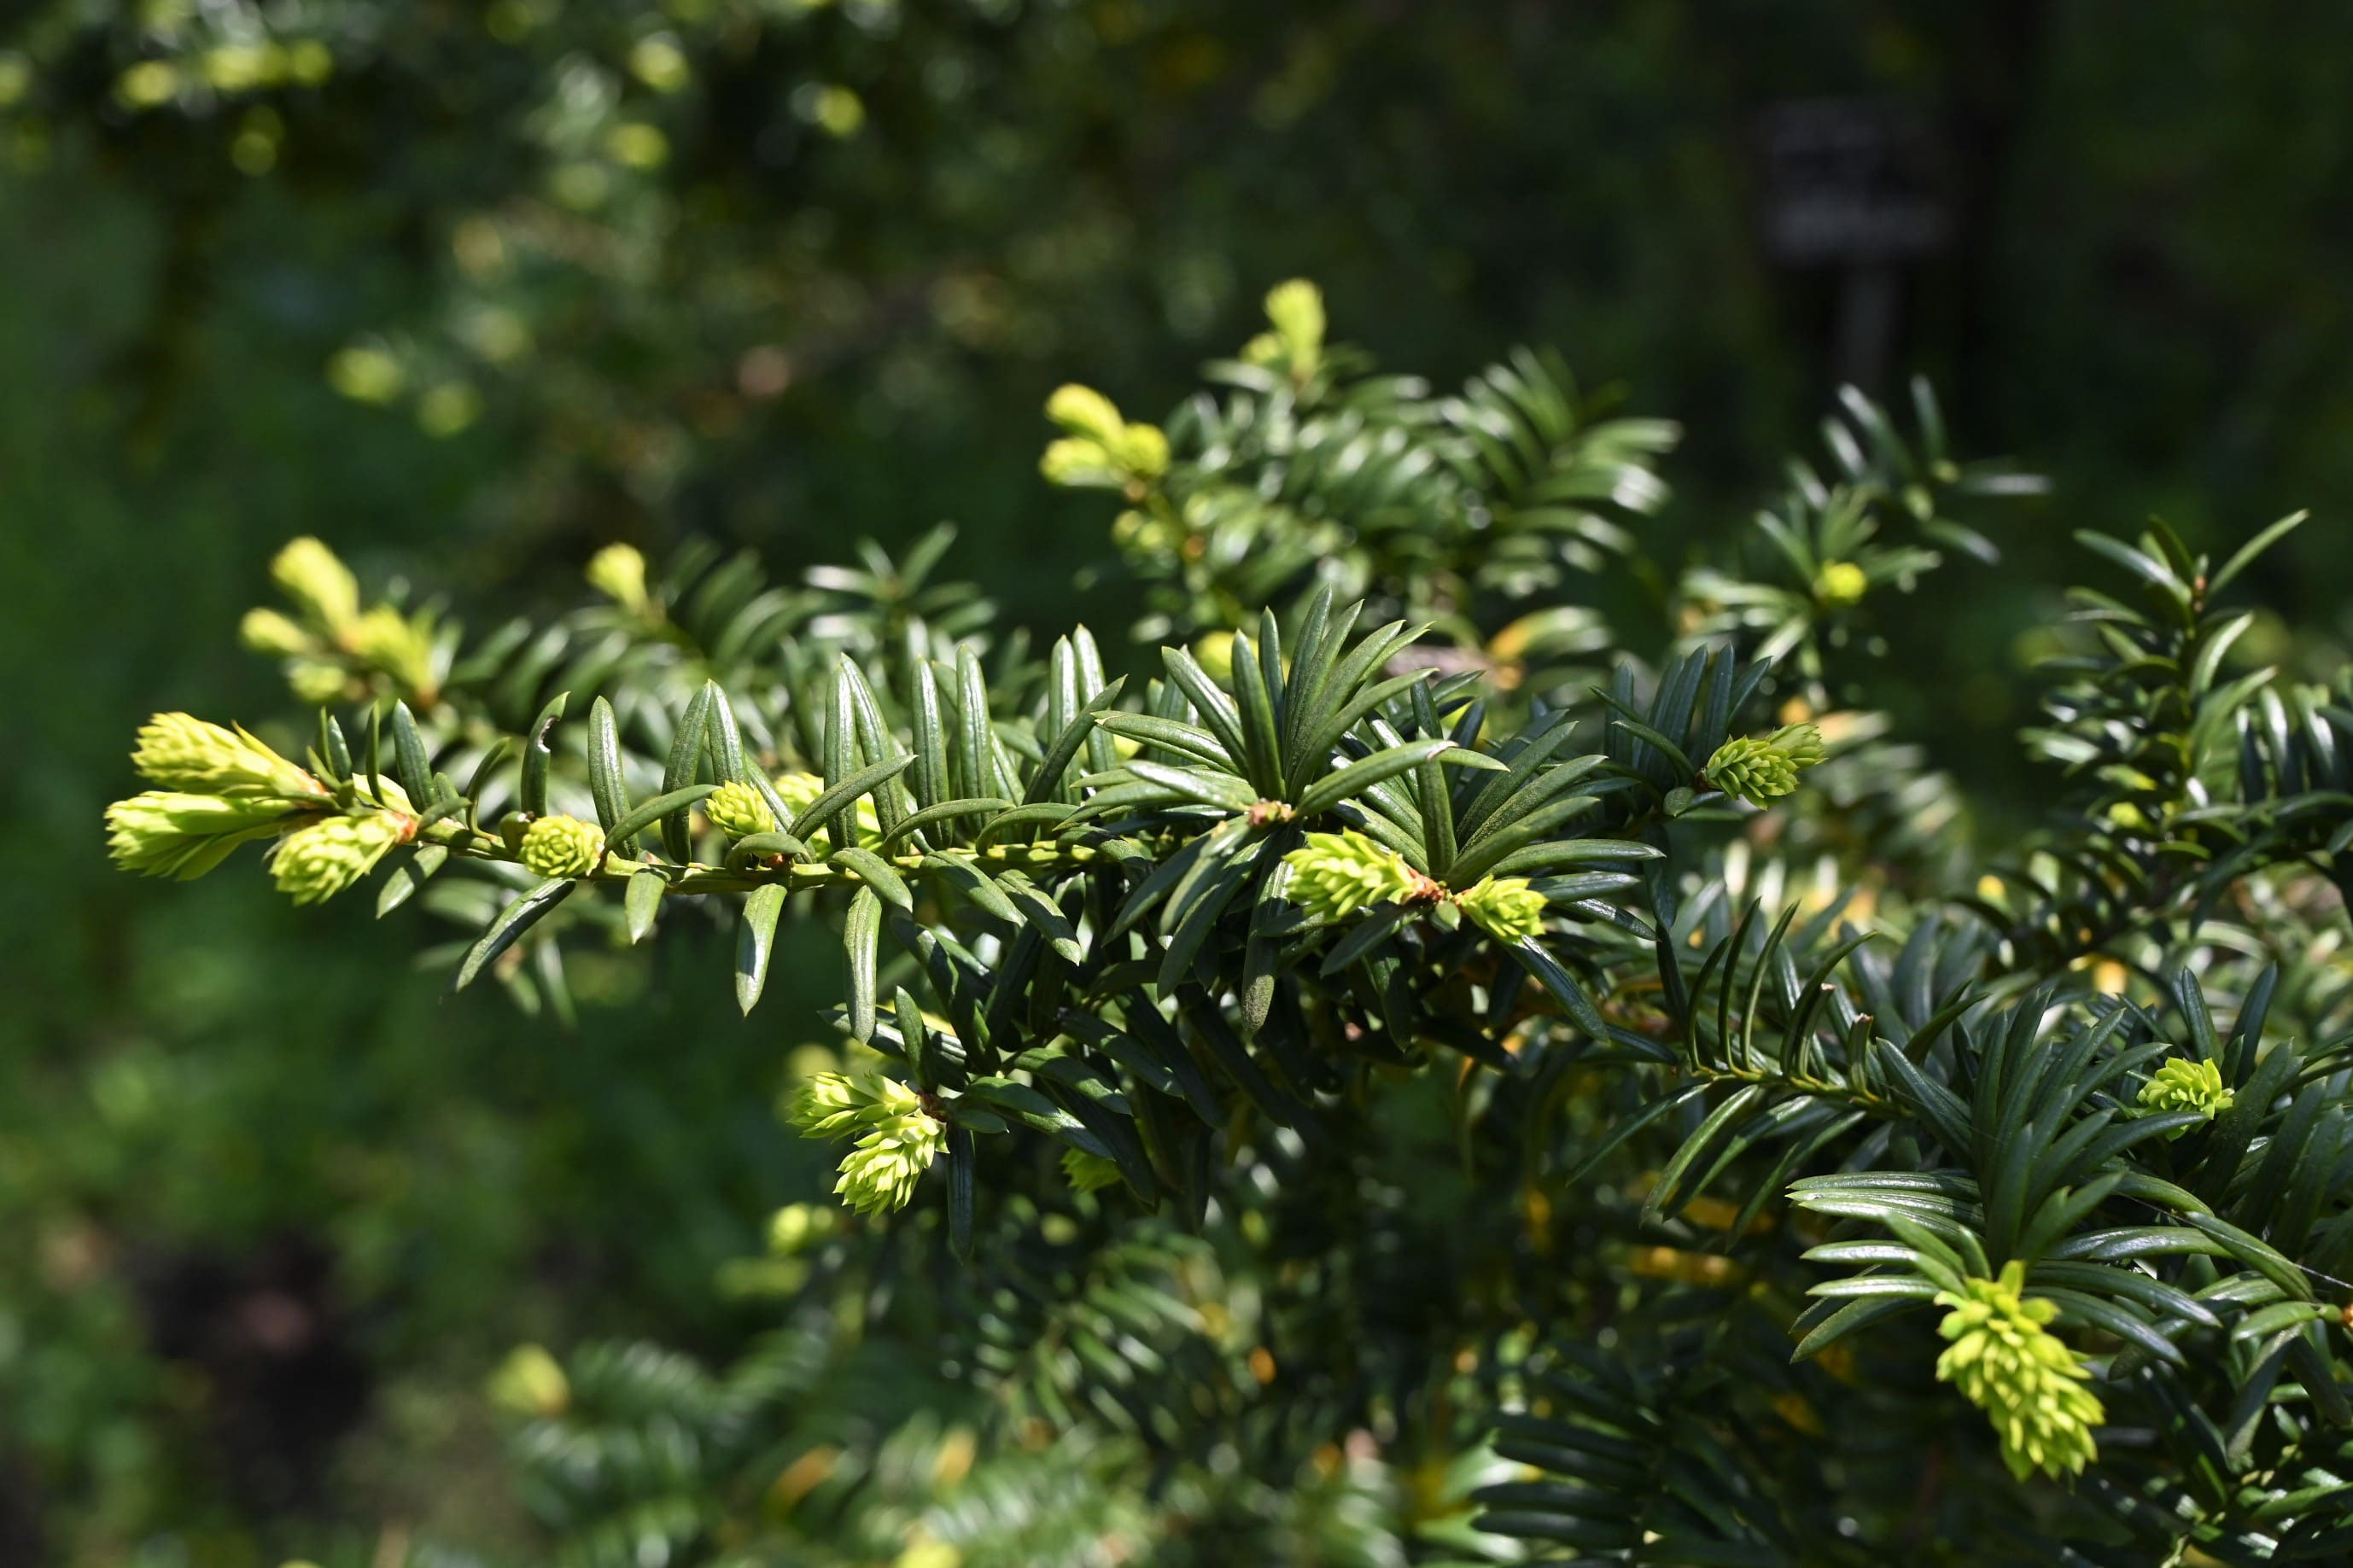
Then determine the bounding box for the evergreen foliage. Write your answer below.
[109,283,2353,1563]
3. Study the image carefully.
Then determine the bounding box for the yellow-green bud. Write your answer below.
[518,814,604,878]
[107,791,304,880]
[239,607,313,656]
[486,1344,569,1418]
[707,780,775,839]
[785,1070,916,1138]
[270,536,360,633]
[1283,830,1436,925]
[834,1113,946,1217]
[271,811,409,904]
[1044,383,1128,448]
[1262,277,1325,377]
[1062,1145,1122,1195]
[771,772,882,853]
[131,713,319,797]
[1456,876,1548,943]
[1113,422,1169,480]
[785,1073,943,1215]
[1778,723,1827,769]
[1703,723,1827,807]
[2139,1057,2233,1128]
[1040,435,1122,488]
[586,542,650,613]
[288,659,351,706]
[787,1070,867,1135]
[347,605,438,696]
[1110,509,1173,555]
[1933,1262,2104,1481]
[1041,385,1166,487]
[1814,560,1868,607]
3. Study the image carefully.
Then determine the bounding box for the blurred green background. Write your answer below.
[6,0,2353,1559]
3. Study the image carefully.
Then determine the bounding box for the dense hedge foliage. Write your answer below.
[107,283,2353,1564]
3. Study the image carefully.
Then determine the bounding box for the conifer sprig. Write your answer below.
[104,289,2353,1561]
